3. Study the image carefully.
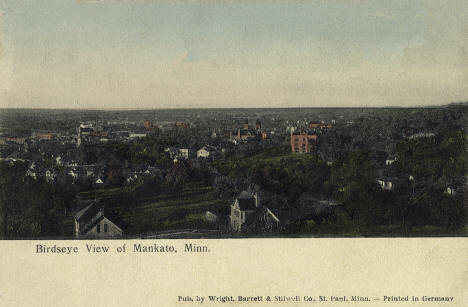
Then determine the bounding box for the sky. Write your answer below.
[0,0,467,109]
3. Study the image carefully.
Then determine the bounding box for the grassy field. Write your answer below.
[78,183,227,236]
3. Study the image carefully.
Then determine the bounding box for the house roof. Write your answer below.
[199,145,217,152]
[237,191,253,199]
[243,206,280,229]
[234,191,257,211]
[237,198,256,211]
[74,200,102,222]
[291,130,318,138]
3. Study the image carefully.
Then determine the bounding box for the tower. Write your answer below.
[255,119,261,130]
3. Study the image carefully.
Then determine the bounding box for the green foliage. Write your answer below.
[112,184,221,235]
[396,130,466,180]
[0,161,73,238]
[104,135,172,166]
[214,149,330,200]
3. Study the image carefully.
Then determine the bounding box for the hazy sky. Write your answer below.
[0,0,467,109]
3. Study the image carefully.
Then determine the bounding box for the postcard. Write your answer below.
[0,1,467,306]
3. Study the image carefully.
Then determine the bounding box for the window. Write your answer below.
[104,224,108,232]
[97,224,100,233]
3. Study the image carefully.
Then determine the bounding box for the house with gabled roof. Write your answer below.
[197,145,216,158]
[242,206,280,233]
[230,191,280,233]
[74,200,123,239]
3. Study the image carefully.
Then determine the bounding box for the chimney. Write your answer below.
[254,192,259,207]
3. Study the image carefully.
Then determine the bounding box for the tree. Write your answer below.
[104,159,125,187]
[166,160,192,191]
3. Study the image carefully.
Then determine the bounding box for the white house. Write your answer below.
[204,211,219,223]
[129,133,147,139]
[68,169,77,177]
[197,146,217,159]
[197,147,211,158]
[230,191,258,231]
[230,191,280,233]
[377,179,394,191]
[74,201,123,239]
[126,173,138,183]
[445,187,456,196]
[25,169,37,180]
[45,170,56,182]
[179,148,189,159]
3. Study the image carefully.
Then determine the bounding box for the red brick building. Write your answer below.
[144,120,153,130]
[290,131,318,153]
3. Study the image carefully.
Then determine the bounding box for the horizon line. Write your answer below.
[1,101,467,111]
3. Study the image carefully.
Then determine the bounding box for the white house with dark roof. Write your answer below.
[230,191,258,231]
[74,200,123,239]
[230,191,280,232]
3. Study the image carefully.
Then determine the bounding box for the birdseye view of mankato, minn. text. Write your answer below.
[0,2,467,240]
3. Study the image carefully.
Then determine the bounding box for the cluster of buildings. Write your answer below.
[77,123,110,146]
[0,131,76,155]
[76,119,195,147]
[143,119,191,132]
[228,119,267,142]
[165,146,225,163]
